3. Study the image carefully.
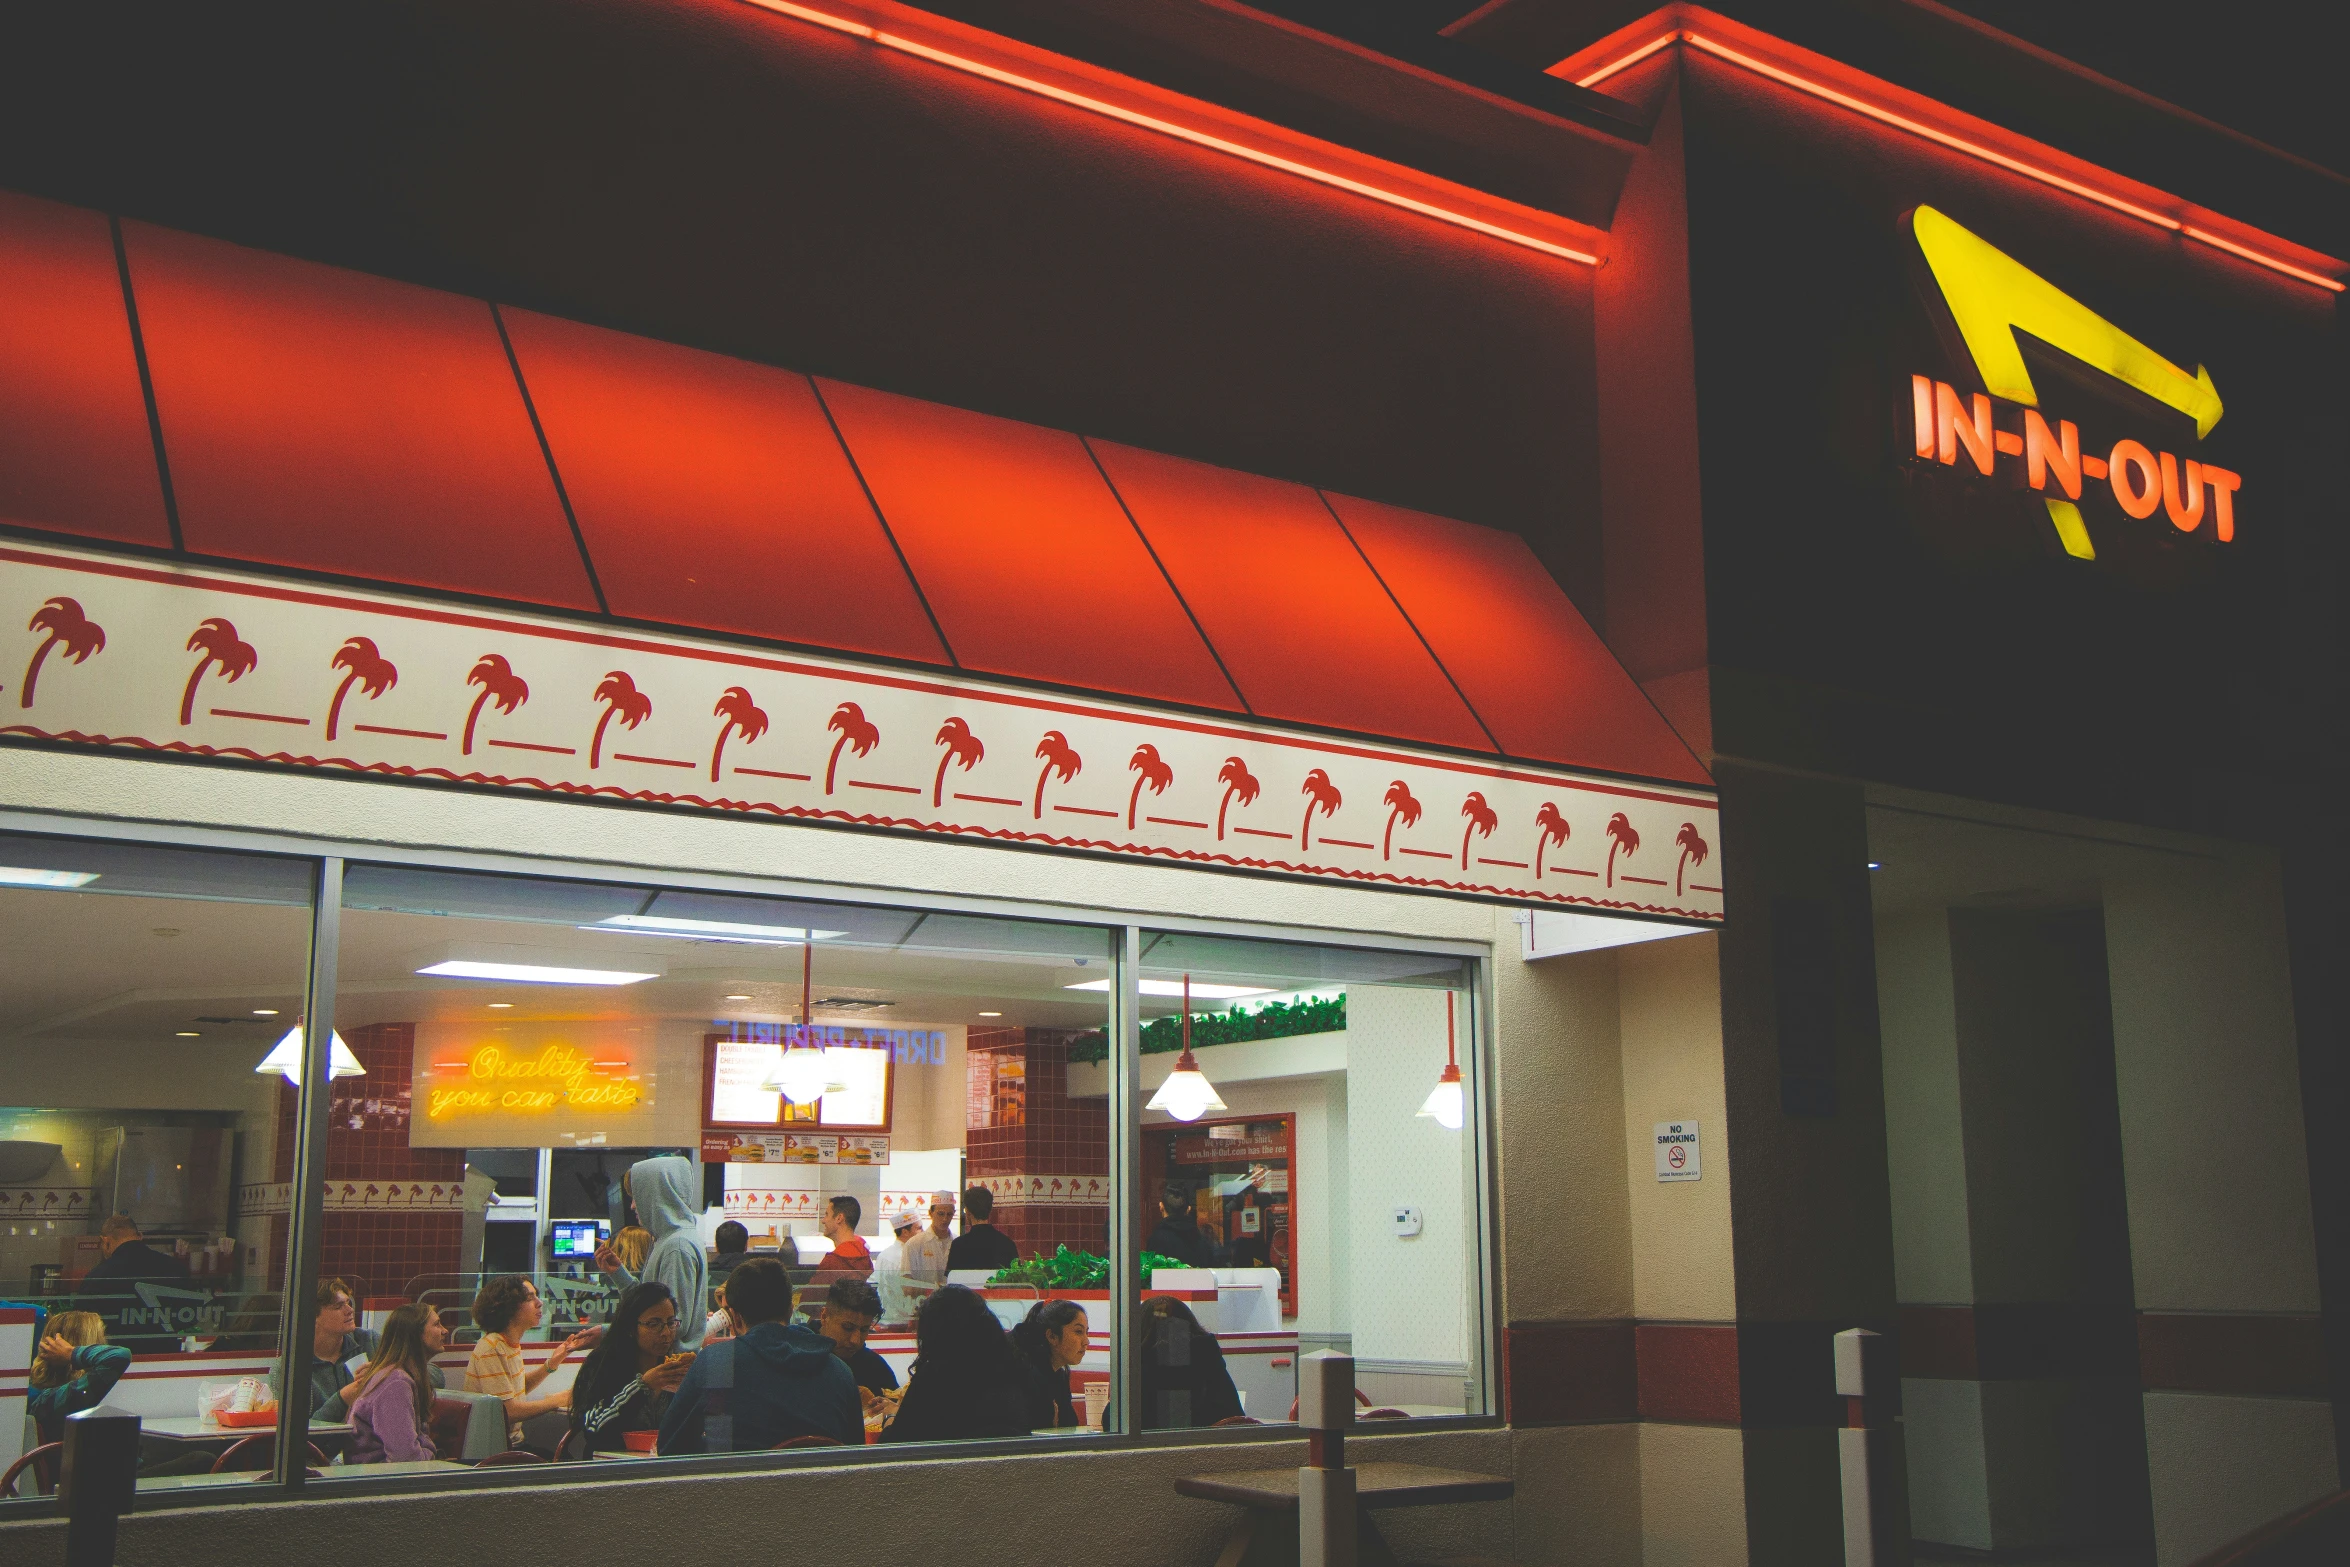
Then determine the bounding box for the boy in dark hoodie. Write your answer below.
[657,1258,861,1453]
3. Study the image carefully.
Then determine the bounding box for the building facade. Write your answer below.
[0,3,2339,1563]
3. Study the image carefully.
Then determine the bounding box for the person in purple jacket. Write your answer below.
[346,1304,449,1464]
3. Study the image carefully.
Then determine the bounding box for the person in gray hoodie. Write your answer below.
[626,1155,710,1349]
[657,1258,861,1452]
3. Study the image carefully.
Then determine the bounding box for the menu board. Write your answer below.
[704,1029,895,1132]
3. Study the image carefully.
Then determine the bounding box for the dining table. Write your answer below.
[1175,1460,1513,1567]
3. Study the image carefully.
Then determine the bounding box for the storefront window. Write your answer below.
[1127,931,1486,1424]
[314,863,1116,1475]
[0,832,316,1504]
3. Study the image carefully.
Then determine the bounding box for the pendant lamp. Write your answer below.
[1145,974,1227,1122]
[255,1025,366,1085]
[1418,992,1465,1130]
[764,941,831,1105]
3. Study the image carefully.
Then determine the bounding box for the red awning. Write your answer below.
[0,188,1708,788]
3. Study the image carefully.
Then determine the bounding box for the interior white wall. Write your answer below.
[2143,1393,2341,1567]
[1343,984,1470,1371]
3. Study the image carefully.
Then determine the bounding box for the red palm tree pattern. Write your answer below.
[461,654,529,755]
[823,701,879,794]
[1674,822,1710,896]
[932,717,984,806]
[1604,812,1642,887]
[179,617,257,726]
[1459,791,1498,870]
[1298,769,1341,850]
[1032,731,1082,818]
[1215,756,1260,840]
[324,636,398,740]
[1380,780,1422,860]
[709,687,771,781]
[588,671,652,769]
[1126,743,1172,828]
[1534,803,1570,877]
[19,597,105,710]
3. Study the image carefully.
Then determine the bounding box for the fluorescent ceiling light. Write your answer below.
[417,959,658,986]
[589,915,843,944]
[0,866,98,889]
[1064,979,1273,999]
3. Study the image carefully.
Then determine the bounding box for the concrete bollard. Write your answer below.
[1297,1350,1358,1567]
[59,1406,141,1567]
[1835,1328,1907,1567]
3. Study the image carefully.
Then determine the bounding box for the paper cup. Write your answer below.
[1080,1381,1107,1430]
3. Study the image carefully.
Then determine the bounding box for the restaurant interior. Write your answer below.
[2,829,1483,1493]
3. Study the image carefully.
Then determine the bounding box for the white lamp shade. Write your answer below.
[763,1045,831,1105]
[1146,1064,1227,1122]
[1418,1069,1464,1131]
[255,1027,365,1084]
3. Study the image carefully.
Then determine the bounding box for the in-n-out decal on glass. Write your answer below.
[1,542,1720,921]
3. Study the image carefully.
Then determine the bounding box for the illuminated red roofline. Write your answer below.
[733,0,1604,267]
[1561,7,2345,293]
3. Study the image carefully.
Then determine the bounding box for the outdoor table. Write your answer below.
[1176,1461,1513,1567]
[140,1417,354,1442]
[137,1458,468,1492]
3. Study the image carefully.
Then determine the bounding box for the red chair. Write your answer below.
[1,1443,61,1498]
[472,1449,546,1467]
[1213,1416,1264,1427]
[769,1435,843,1450]
[1362,1408,1410,1420]
[209,1435,328,1475]
[551,1425,587,1462]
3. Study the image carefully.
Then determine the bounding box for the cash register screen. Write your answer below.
[551,1220,609,1258]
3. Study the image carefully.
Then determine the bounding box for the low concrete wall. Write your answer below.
[0,1427,1538,1567]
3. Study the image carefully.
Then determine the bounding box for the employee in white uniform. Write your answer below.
[901,1189,955,1283]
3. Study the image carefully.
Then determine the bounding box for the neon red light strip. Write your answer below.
[738,0,1598,266]
[1575,28,2344,293]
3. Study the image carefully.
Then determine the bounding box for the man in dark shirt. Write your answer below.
[1145,1188,1218,1269]
[708,1220,752,1282]
[943,1185,1018,1276]
[75,1214,192,1354]
[815,1276,898,1415]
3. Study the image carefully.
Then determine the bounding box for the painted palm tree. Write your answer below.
[324,637,398,740]
[1534,802,1570,877]
[1674,822,1711,896]
[179,617,257,725]
[1126,743,1172,828]
[1032,731,1082,818]
[1458,791,1498,870]
[822,701,879,794]
[19,597,105,710]
[1380,780,1422,860]
[1298,769,1342,850]
[709,687,771,781]
[588,671,652,769]
[932,717,984,806]
[1604,812,1642,887]
[1215,756,1261,840]
[460,654,529,755]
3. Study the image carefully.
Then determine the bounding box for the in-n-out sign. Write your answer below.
[1908,374,2241,542]
[1904,205,2241,560]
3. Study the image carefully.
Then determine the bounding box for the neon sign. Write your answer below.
[426,1041,641,1119]
[1903,205,2241,560]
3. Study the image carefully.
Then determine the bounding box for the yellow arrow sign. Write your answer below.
[1910,205,2223,437]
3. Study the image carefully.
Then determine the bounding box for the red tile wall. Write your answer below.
[963,1030,1108,1258]
[273,1023,468,1298]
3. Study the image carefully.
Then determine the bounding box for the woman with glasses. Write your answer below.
[569,1282,694,1456]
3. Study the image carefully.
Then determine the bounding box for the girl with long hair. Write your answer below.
[1139,1295,1242,1429]
[346,1303,448,1463]
[569,1282,692,1455]
[28,1311,130,1444]
[879,1284,1034,1444]
[1009,1299,1089,1428]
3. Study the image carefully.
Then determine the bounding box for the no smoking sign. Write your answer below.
[1655,1121,1702,1183]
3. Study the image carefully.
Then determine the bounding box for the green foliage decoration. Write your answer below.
[986,1245,1191,1289]
[1066,993,1344,1065]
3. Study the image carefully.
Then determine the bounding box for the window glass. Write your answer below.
[1132,930,1483,1426]
[0,832,314,1504]
[314,864,1115,1477]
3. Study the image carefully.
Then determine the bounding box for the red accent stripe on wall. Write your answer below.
[2138,1312,2330,1398]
